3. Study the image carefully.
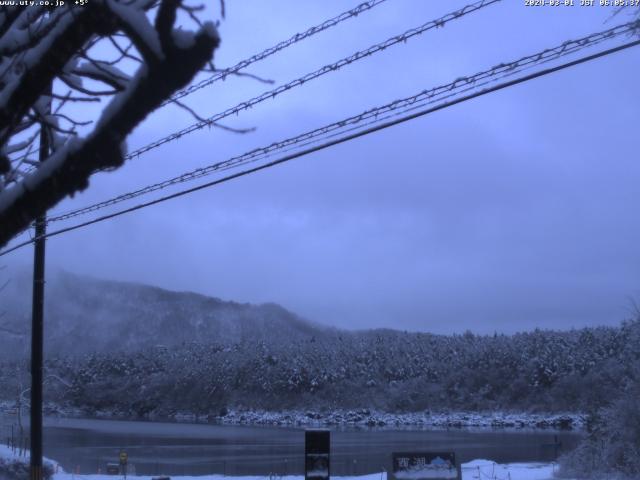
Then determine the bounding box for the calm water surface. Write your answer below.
[3,416,582,476]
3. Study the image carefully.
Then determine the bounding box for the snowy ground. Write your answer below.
[48,460,564,480]
[0,444,60,468]
[1,445,570,480]
[0,443,61,479]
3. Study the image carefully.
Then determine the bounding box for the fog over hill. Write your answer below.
[1,269,639,432]
[0,269,326,358]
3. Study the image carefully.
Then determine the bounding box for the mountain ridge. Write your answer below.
[0,269,327,358]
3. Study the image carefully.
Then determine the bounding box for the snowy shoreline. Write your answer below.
[0,445,569,480]
[0,401,586,430]
[211,409,585,430]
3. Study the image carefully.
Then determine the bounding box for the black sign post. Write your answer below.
[305,430,330,480]
[391,452,460,480]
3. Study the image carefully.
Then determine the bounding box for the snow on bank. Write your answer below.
[0,443,63,479]
[1,447,568,480]
[203,409,584,430]
[0,444,61,469]
[463,459,562,480]
[48,461,566,480]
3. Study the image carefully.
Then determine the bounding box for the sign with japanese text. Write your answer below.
[391,452,460,480]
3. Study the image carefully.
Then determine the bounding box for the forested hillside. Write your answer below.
[2,319,637,417]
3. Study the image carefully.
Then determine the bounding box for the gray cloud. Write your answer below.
[4,0,639,333]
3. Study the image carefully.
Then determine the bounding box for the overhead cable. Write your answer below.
[46,20,639,225]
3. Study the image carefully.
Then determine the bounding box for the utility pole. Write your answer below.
[30,84,51,480]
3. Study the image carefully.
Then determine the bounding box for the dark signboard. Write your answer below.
[305,429,330,480]
[391,452,460,480]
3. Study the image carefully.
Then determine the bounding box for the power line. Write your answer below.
[125,0,503,160]
[2,36,637,258]
[46,20,639,225]
[45,0,505,221]
[163,0,391,106]
[46,20,637,223]
[14,1,394,180]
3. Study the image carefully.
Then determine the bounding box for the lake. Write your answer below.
[1,416,582,476]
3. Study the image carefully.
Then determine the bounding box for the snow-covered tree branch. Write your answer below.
[0,1,220,247]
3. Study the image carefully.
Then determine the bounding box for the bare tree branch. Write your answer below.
[0,1,220,246]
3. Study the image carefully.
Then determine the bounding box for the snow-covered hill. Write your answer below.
[0,269,324,358]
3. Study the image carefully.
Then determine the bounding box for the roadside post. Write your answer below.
[119,451,128,480]
[305,429,330,480]
[541,435,563,461]
[390,452,460,480]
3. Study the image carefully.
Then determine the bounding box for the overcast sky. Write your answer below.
[4,0,640,334]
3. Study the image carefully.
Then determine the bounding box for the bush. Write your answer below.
[0,457,55,480]
[558,369,640,479]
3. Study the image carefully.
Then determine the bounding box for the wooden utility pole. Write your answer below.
[30,86,50,480]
